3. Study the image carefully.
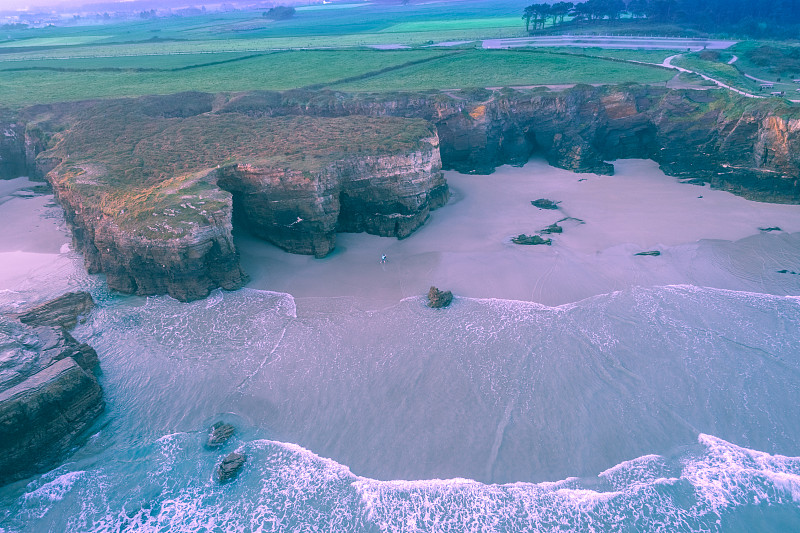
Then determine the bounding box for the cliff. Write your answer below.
[0,292,103,486]
[2,85,799,301]
[0,108,26,179]
[26,96,445,300]
[218,85,800,202]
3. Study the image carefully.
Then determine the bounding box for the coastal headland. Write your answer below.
[2,85,800,301]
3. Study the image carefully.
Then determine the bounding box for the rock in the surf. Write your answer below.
[206,422,236,448]
[215,452,247,483]
[16,291,95,330]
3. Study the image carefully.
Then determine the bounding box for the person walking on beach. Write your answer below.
[380,254,387,264]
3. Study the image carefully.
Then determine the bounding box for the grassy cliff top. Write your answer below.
[42,99,435,238]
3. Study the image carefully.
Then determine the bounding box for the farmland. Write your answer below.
[0,0,692,107]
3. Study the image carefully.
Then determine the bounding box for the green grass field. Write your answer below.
[0,48,675,106]
[672,55,746,87]
[543,47,676,63]
[335,50,673,92]
[0,1,684,107]
[0,50,457,106]
[0,1,525,55]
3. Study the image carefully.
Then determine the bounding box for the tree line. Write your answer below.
[523,0,800,34]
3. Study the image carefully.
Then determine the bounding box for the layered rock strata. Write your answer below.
[219,86,800,202]
[0,292,103,485]
[3,84,799,301]
[0,109,26,179]
[217,146,446,258]
[26,100,445,300]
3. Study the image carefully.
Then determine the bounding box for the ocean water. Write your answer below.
[1,162,800,531]
[0,286,798,532]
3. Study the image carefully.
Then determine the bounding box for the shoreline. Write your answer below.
[3,158,800,309]
[236,158,800,307]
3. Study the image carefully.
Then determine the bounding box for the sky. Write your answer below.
[1,0,96,10]
[1,0,125,11]
[0,0,282,13]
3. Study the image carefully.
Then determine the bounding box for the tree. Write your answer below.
[523,3,551,31]
[646,0,677,21]
[603,0,626,19]
[626,0,648,18]
[263,6,296,20]
[551,2,575,24]
[532,3,552,29]
[523,5,535,31]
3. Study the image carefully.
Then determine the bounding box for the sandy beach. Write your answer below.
[238,158,800,306]
[0,177,85,310]
[3,160,799,309]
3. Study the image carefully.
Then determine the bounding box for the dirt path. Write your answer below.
[659,54,763,98]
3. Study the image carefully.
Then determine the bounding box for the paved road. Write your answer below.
[483,35,738,51]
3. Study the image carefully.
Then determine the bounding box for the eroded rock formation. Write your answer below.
[0,292,103,486]
[0,109,26,179]
[2,84,799,301]
[19,99,446,301]
[218,85,800,202]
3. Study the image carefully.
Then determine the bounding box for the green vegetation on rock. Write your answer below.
[42,97,434,238]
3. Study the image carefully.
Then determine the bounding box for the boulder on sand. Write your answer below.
[512,234,552,246]
[531,199,560,210]
[427,286,453,308]
[539,223,563,235]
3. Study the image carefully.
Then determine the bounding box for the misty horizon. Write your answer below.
[0,0,315,14]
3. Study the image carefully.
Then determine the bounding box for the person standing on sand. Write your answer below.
[381,254,387,264]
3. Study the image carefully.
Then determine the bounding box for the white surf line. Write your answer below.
[232,319,292,393]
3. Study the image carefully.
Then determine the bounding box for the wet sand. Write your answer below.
[0,177,83,310]
[238,158,800,306]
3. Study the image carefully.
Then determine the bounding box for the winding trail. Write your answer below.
[658,54,800,103]
[659,54,763,99]
[745,72,774,84]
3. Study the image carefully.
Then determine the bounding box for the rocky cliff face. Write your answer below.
[0,292,103,486]
[51,169,248,302]
[26,99,445,301]
[219,86,800,202]
[0,109,26,179]
[7,86,799,301]
[217,140,446,258]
